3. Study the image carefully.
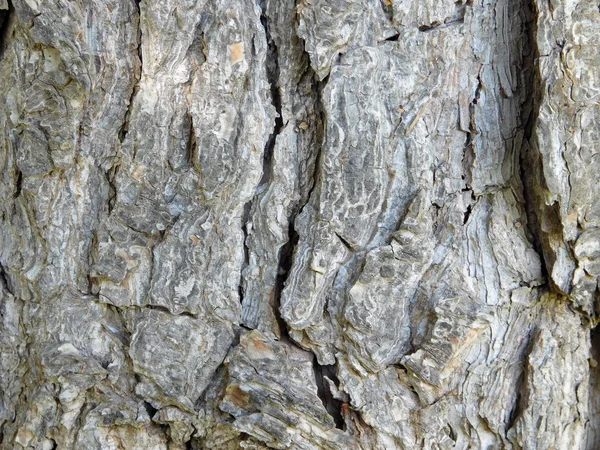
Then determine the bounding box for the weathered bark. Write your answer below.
[0,0,598,448]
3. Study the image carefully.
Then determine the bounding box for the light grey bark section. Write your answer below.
[0,0,598,449]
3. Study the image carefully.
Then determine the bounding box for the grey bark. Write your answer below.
[0,0,598,448]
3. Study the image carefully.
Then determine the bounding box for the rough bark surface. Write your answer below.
[0,0,598,448]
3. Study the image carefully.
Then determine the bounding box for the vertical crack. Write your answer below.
[272,71,327,338]
[105,164,118,214]
[237,4,285,312]
[238,200,251,306]
[506,328,534,434]
[0,262,15,297]
[296,72,327,218]
[13,168,22,199]
[186,110,198,172]
[462,71,481,190]
[0,0,14,62]
[313,361,345,430]
[238,4,290,328]
[258,8,284,188]
[271,220,298,339]
[118,0,143,145]
[587,325,600,449]
[463,203,473,225]
[518,0,548,281]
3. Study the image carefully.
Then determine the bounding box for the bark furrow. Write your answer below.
[0,0,598,449]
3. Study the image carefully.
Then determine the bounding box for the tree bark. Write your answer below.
[0,0,598,448]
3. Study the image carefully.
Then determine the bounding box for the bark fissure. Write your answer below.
[0,262,14,297]
[186,110,198,172]
[12,167,21,199]
[297,73,327,219]
[506,328,534,434]
[313,361,345,430]
[1,0,596,447]
[237,8,285,313]
[271,71,327,339]
[118,0,142,145]
[518,0,548,281]
[463,203,473,224]
[0,0,13,61]
[258,8,284,188]
[238,200,251,306]
[587,326,600,449]
[105,164,118,215]
[272,220,298,339]
[462,71,482,189]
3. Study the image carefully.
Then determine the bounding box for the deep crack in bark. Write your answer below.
[0,262,15,297]
[258,7,284,188]
[13,167,21,199]
[518,0,548,282]
[0,0,13,61]
[1,0,594,447]
[587,325,600,448]
[506,328,534,434]
[461,71,482,190]
[313,361,345,430]
[238,200,251,306]
[271,70,327,340]
[118,0,143,145]
[238,3,287,321]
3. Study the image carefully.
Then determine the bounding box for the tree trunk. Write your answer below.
[1,0,598,448]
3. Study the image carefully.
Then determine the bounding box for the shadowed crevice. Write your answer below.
[0,262,15,297]
[506,328,535,434]
[518,0,549,282]
[271,220,298,340]
[586,326,600,449]
[238,200,252,306]
[117,0,143,145]
[313,361,345,430]
[237,6,287,319]
[13,168,22,199]
[0,0,14,61]
[271,71,327,339]
[258,8,284,188]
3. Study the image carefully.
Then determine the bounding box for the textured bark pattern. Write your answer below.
[0,0,598,448]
